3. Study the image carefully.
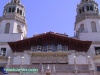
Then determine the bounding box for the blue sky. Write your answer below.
[0,0,100,37]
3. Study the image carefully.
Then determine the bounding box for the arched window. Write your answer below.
[95,7,99,12]
[17,8,19,13]
[20,10,22,15]
[17,25,22,33]
[12,7,15,12]
[80,24,84,32]
[91,21,97,32]
[18,1,20,3]
[57,44,62,51]
[5,23,10,33]
[47,45,51,51]
[79,9,82,14]
[14,1,16,3]
[82,7,84,12]
[37,45,41,51]
[90,6,93,11]
[86,6,89,11]
[9,7,11,12]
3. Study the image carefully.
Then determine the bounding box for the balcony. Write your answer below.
[31,45,68,52]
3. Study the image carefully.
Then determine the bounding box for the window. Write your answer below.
[82,7,84,12]
[17,8,19,13]
[42,46,47,52]
[86,6,89,11]
[95,7,98,12]
[80,24,84,32]
[97,66,100,71]
[95,7,99,12]
[12,7,15,12]
[95,47,100,55]
[14,1,16,3]
[0,48,6,56]
[5,23,10,33]
[17,25,22,33]
[31,46,37,52]
[37,45,41,51]
[57,44,62,51]
[51,44,56,52]
[47,45,51,51]
[20,10,22,15]
[63,46,68,51]
[91,21,97,32]
[79,9,82,14]
[9,7,11,12]
[90,6,93,11]
[18,1,20,3]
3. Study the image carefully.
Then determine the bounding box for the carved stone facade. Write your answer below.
[0,0,100,75]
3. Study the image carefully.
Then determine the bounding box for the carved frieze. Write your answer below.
[31,52,68,63]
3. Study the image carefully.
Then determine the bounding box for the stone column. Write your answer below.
[74,56,77,75]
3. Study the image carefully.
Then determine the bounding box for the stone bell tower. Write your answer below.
[0,0,27,42]
[74,0,100,41]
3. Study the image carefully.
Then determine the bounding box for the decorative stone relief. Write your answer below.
[31,52,68,64]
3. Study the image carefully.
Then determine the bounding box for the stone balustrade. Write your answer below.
[6,64,90,73]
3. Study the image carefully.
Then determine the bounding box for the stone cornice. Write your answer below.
[75,13,100,24]
[74,13,100,29]
[5,2,24,8]
[78,1,98,7]
[1,14,26,25]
